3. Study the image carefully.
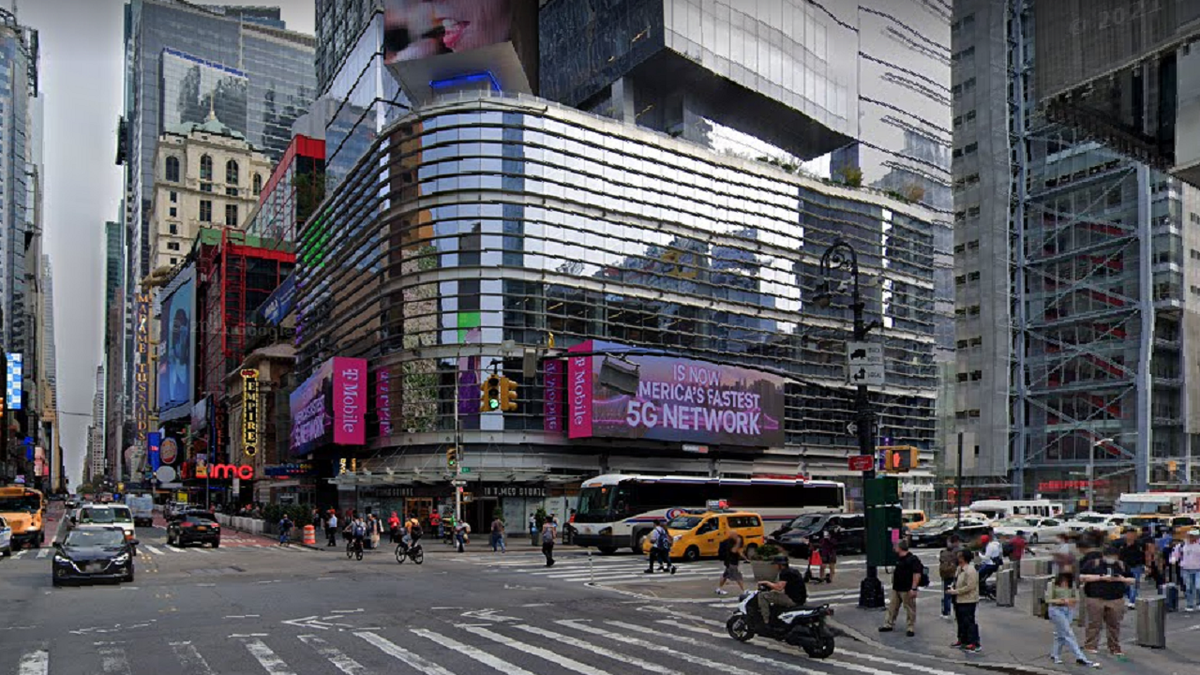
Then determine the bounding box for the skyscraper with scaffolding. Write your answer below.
[952,0,1199,504]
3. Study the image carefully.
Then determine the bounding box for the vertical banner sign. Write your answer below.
[567,343,594,439]
[147,431,162,472]
[543,358,564,433]
[5,353,23,409]
[377,367,392,437]
[241,369,259,457]
[134,293,151,446]
[333,357,367,446]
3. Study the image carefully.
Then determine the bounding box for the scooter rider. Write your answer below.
[757,555,808,626]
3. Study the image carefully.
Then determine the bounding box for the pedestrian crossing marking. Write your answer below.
[36,549,49,559]
[459,624,619,675]
[559,619,760,675]
[168,641,215,675]
[354,632,455,675]
[143,545,164,555]
[511,623,683,675]
[97,644,131,675]
[410,628,540,675]
[16,649,47,675]
[243,638,297,675]
[297,634,373,675]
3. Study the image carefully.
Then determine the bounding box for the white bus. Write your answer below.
[1115,492,1200,516]
[571,474,846,554]
[968,499,1063,520]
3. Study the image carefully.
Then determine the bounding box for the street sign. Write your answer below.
[847,342,884,386]
[846,422,858,436]
[848,455,875,472]
[460,467,472,474]
[682,444,709,454]
[451,480,467,486]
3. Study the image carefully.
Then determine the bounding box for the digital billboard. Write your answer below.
[566,341,785,448]
[290,357,368,456]
[157,270,195,412]
[383,0,515,62]
[5,352,21,410]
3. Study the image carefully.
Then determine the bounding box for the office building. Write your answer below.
[0,8,37,356]
[149,114,271,270]
[244,132,325,243]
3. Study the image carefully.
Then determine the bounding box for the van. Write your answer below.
[902,509,928,531]
[640,510,765,562]
[768,512,867,557]
[968,499,1063,520]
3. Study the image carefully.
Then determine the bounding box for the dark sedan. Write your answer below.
[768,512,866,557]
[908,516,992,549]
[167,513,221,547]
[52,527,135,586]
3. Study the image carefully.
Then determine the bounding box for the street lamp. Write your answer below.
[1089,438,1113,511]
[814,238,884,608]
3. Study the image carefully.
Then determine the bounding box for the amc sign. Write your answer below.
[195,463,255,480]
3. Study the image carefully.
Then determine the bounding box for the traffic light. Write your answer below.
[881,446,919,473]
[500,376,518,412]
[480,374,501,412]
[446,447,458,470]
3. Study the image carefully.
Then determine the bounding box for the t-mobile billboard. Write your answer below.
[566,341,784,447]
[290,356,368,456]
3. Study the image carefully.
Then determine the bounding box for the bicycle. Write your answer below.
[346,536,364,561]
[395,539,425,565]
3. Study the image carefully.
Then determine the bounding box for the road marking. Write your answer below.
[243,638,296,675]
[14,550,27,558]
[143,545,165,555]
[165,545,184,552]
[298,634,373,675]
[169,641,215,675]
[230,633,270,638]
[355,632,455,675]
[411,628,538,675]
[16,650,48,675]
[98,644,132,675]
[36,548,50,559]
[558,619,758,675]
[458,624,616,675]
[330,609,364,614]
[225,614,261,619]
[512,623,683,675]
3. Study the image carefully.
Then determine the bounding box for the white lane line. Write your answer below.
[98,644,132,675]
[411,628,538,675]
[35,548,50,559]
[16,650,49,675]
[458,624,617,675]
[165,545,184,552]
[143,545,165,555]
[298,634,374,675]
[511,623,683,675]
[556,619,759,675]
[355,632,456,675]
[243,638,297,675]
[169,641,215,675]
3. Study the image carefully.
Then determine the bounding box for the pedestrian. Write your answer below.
[716,531,746,595]
[326,510,339,547]
[819,530,838,583]
[541,515,557,567]
[490,514,507,553]
[311,508,322,531]
[1053,532,1077,575]
[1156,527,1176,584]
[947,548,981,653]
[1171,529,1200,612]
[370,514,382,550]
[880,540,923,637]
[278,513,293,546]
[1009,531,1027,578]
[1046,570,1100,667]
[1117,527,1150,608]
[1080,543,1133,660]
[455,518,470,552]
[388,511,401,543]
[978,535,1003,597]
[430,510,441,541]
[938,534,964,620]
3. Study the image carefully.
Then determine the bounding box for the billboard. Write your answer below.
[157,270,195,412]
[5,352,21,409]
[383,0,515,62]
[566,341,785,447]
[259,275,295,325]
[290,357,368,456]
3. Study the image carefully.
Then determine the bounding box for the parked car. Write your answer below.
[52,526,135,586]
[768,512,865,557]
[990,516,1069,544]
[640,510,765,562]
[0,516,11,556]
[908,516,992,549]
[167,512,221,548]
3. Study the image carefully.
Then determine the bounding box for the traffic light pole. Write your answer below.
[454,386,462,526]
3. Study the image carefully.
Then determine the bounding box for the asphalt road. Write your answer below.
[0,520,1024,675]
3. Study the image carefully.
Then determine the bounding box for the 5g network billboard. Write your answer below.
[565,341,785,448]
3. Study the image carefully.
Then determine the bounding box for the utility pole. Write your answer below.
[454,376,462,526]
[956,431,964,532]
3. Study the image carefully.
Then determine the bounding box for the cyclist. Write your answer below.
[347,516,366,557]
[278,513,294,546]
[399,512,423,556]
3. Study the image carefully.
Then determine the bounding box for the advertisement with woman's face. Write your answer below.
[383,0,513,63]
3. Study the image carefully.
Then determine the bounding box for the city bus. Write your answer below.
[1115,492,1200,516]
[571,474,846,554]
[0,486,45,548]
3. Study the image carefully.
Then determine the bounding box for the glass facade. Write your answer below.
[296,94,939,473]
[0,17,33,351]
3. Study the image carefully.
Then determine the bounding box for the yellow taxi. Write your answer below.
[902,509,928,531]
[640,509,765,562]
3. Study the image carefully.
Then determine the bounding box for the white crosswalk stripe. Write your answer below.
[452,550,728,586]
[143,545,165,555]
[7,608,975,675]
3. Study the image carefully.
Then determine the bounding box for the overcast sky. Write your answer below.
[21,0,315,490]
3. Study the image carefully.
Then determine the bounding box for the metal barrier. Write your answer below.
[1135,596,1166,648]
[1029,575,1052,619]
[996,568,1017,607]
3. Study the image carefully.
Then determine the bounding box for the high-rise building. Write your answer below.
[90,365,106,480]
[952,1,1199,503]
[0,8,37,355]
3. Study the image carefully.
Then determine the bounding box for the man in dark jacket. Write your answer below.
[938,535,963,619]
[1080,544,1134,659]
[880,540,924,637]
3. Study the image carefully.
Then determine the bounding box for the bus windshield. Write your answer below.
[0,495,41,513]
[576,486,616,521]
[1116,500,1170,515]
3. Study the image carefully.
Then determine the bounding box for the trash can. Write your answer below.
[1030,558,1052,577]
[996,568,1017,607]
[1135,596,1166,648]
[1029,575,1052,619]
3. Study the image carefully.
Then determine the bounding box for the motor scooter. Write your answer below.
[725,588,836,659]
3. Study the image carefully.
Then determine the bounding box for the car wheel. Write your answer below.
[211,540,220,549]
[683,546,700,563]
[2,545,10,557]
[597,546,617,555]
[125,568,134,583]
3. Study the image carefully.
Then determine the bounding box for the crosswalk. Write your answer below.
[3,542,313,562]
[4,606,988,675]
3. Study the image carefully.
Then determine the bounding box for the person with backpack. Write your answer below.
[947,548,981,653]
[880,540,924,637]
[644,520,676,574]
[939,535,964,620]
[490,514,507,553]
[278,513,293,546]
[454,518,470,552]
[716,531,746,595]
[348,515,367,556]
[541,515,558,567]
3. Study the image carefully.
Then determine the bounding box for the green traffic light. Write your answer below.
[489,399,500,410]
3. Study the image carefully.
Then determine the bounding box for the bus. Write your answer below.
[1115,492,1200,516]
[0,486,45,548]
[968,499,1063,520]
[571,474,846,554]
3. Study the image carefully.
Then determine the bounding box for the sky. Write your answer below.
[21,0,316,490]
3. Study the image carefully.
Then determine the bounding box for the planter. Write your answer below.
[751,561,779,583]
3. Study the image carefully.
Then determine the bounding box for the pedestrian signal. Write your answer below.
[880,446,919,473]
[480,374,501,411]
[500,376,518,412]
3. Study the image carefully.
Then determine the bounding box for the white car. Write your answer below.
[73,505,137,545]
[1063,512,1128,539]
[990,516,1070,544]
[0,516,11,556]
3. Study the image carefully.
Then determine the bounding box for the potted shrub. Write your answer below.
[750,543,784,583]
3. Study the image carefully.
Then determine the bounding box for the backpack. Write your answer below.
[654,528,673,550]
[938,548,959,579]
[542,525,555,543]
[920,564,931,588]
[410,520,423,537]
[352,522,365,537]
[1002,541,1015,558]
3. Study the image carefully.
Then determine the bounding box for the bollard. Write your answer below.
[996,568,1017,607]
[1029,575,1052,619]
[1031,558,1052,577]
[1135,596,1166,648]
[588,549,594,585]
